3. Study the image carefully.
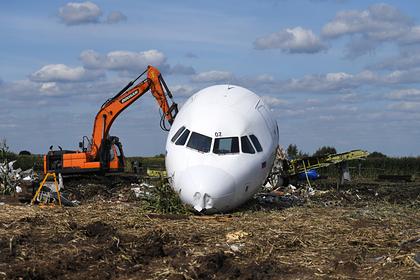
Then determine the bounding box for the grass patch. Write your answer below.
[140,179,190,214]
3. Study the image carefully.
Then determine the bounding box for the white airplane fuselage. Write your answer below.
[165,85,278,213]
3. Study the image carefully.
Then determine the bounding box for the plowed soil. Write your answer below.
[0,179,419,280]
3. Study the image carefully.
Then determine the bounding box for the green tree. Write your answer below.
[287,144,299,159]
[0,138,12,194]
[0,138,8,161]
[367,151,387,158]
[287,144,308,159]
[313,146,337,157]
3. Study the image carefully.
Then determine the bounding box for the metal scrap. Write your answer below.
[0,160,37,195]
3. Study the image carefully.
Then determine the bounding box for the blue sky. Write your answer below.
[1,0,419,156]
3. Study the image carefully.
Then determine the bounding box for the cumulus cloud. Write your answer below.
[256,74,274,83]
[106,11,127,24]
[321,3,420,58]
[80,49,167,72]
[0,80,41,98]
[58,1,102,25]
[30,64,104,82]
[389,101,420,111]
[253,66,420,95]
[106,50,166,71]
[387,88,420,100]
[191,70,234,83]
[79,49,103,68]
[169,64,196,75]
[170,85,196,97]
[254,26,327,53]
[400,26,420,45]
[185,52,198,59]
[275,67,420,93]
[39,82,60,96]
[280,70,378,93]
[261,96,288,107]
[384,68,420,84]
[368,50,420,70]
[58,2,127,25]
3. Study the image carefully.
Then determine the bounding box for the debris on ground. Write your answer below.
[0,160,37,202]
[225,230,250,242]
[0,193,418,279]
[0,157,419,279]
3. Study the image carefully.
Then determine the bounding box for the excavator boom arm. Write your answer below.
[88,66,177,159]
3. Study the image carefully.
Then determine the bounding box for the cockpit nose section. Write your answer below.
[178,166,236,213]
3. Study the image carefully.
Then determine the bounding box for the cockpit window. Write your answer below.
[213,137,239,154]
[241,136,255,154]
[187,132,212,153]
[175,129,190,146]
[171,126,185,142]
[249,134,263,152]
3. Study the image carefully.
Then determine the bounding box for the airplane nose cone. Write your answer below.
[178,166,236,213]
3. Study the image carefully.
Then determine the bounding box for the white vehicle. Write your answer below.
[165,85,279,213]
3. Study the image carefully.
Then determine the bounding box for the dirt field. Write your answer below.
[0,179,419,279]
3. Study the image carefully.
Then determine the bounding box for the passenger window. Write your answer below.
[249,134,263,152]
[171,126,185,142]
[175,129,190,145]
[213,137,239,154]
[241,136,255,154]
[187,132,212,153]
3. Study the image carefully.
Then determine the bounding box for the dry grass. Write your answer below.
[0,197,419,279]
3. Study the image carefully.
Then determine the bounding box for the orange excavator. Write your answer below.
[43,65,178,174]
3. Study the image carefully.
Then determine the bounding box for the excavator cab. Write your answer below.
[99,136,125,172]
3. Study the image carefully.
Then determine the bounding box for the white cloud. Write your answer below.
[170,85,196,97]
[254,27,327,53]
[322,4,410,39]
[106,50,166,71]
[274,68,420,93]
[400,26,420,45]
[321,3,420,58]
[319,115,335,121]
[39,82,60,96]
[106,11,127,24]
[368,50,420,70]
[261,96,288,107]
[283,72,355,92]
[80,49,167,72]
[30,64,103,82]
[185,52,198,59]
[389,101,420,111]
[385,68,420,84]
[58,1,102,25]
[256,74,274,83]
[191,70,233,83]
[169,64,196,75]
[79,49,103,69]
[387,89,420,100]
[0,80,40,98]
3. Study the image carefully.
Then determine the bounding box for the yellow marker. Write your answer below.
[31,172,62,207]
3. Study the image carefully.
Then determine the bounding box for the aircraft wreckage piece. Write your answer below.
[165,85,278,213]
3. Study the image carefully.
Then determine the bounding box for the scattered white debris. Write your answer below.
[307,186,315,196]
[228,243,245,252]
[130,182,155,198]
[286,184,296,193]
[1,160,37,194]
